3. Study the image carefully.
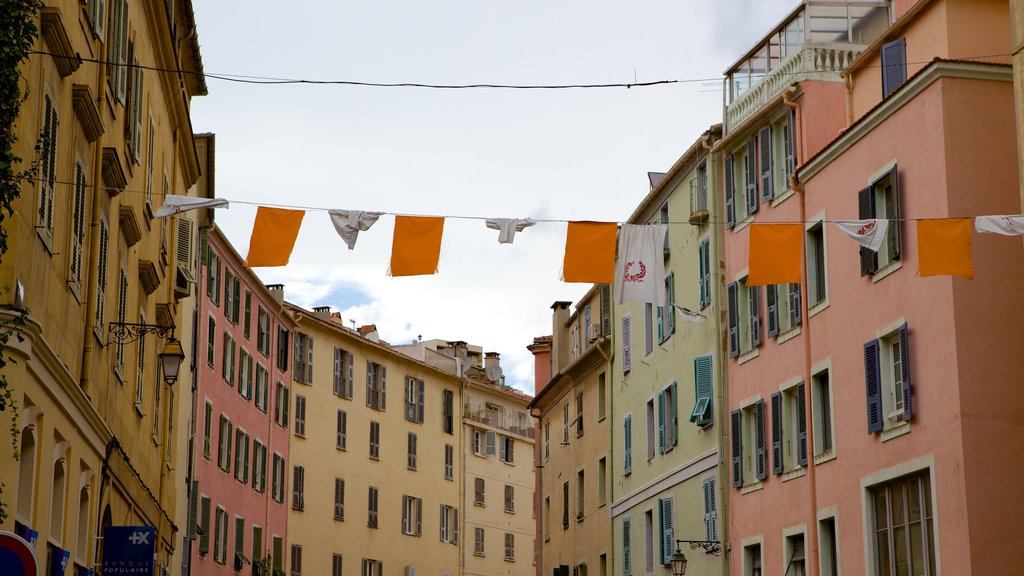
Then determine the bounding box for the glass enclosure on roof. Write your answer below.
[726,1,890,104]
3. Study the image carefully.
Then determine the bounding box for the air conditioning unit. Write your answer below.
[587,324,601,343]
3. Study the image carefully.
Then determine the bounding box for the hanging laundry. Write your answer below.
[835,219,889,252]
[747,224,802,285]
[975,215,1024,236]
[153,196,229,218]
[562,221,617,283]
[245,207,305,267]
[673,304,705,324]
[613,223,667,305]
[389,216,445,276]
[485,218,536,244]
[917,218,973,279]
[329,209,384,250]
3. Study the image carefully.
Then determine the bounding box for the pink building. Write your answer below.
[188,227,296,575]
[722,1,1023,575]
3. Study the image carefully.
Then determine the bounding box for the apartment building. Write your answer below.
[0,0,206,573]
[721,1,1024,575]
[530,290,612,576]
[284,305,462,576]
[611,128,728,576]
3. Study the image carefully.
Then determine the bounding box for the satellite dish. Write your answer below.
[485,365,503,383]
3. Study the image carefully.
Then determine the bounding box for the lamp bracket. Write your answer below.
[108,322,175,345]
[676,538,722,555]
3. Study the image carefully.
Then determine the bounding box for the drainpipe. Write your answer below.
[844,74,856,129]
[532,407,543,576]
[784,84,819,574]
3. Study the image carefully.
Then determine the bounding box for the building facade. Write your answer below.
[0,0,206,573]
[611,128,728,576]
[530,290,612,576]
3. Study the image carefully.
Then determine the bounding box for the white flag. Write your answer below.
[975,215,1024,236]
[614,224,667,305]
[485,217,536,244]
[835,219,888,252]
[154,196,229,218]
[328,210,383,250]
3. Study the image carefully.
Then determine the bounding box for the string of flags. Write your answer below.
[154,197,1024,299]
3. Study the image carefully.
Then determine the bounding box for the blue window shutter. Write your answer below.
[657,390,666,454]
[692,356,713,426]
[766,284,779,338]
[660,498,673,566]
[755,399,767,481]
[858,186,878,276]
[725,155,735,228]
[750,285,762,348]
[623,518,632,576]
[670,381,678,446]
[746,137,759,214]
[899,323,912,421]
[656,305,664,344]
[796,381,808,467]
[658,499,665,565]
[771,392,783,475]
[759,125,773,202]
[730,410,742,488]
[727,283,739,357]
[864,340,883,434]
[881,38,907,98]
[790,283,802,326]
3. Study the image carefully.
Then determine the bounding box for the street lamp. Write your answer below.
[109,322,186,386]
[670,548,688,576]
[671,538,723,576]
[158,332,185,385]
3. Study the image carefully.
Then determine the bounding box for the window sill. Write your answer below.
[881,422,910,443]
[505,508,515,514]
[776,326,801,345]
[504,557,515,563]
[808,299,829,319]
[735,215,755,233]
[134,402,144,417]
[336,446,346,452]
[771,188,796,207]
[813,450,836,466]
[740,481,764,495]
[597,416,606,423]
[36,229,54,255]
[781,467,807,483]
[474,502,485,508]
[737,348,760,365]
[474,552,485,557]
[871,260,902,284]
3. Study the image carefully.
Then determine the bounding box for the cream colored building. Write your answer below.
[530,289,613,576]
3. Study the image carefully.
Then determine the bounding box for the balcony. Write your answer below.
[724,1,890,132]
[689,173,708,224]
[464,402,535,439]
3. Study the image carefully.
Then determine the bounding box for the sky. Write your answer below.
[189,0,796,393]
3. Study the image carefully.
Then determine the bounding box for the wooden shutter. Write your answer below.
[660,498,673,566]
[669,381,678,447]
[730,410,742,488]
[380,366,387,410]
[622,315,632,373]
[899,324,912,421]
[333,348,342,396]
[790,283,802,326]
[415,498,422,535]
[703,478,717,541]
[622,518,632,576]
[864,339,883,434]
[881,39,907,98]
[346,351,354,398]
[188,480,199,539]
[771,392,783,475]
[858,186,878,276]
[366,361,374,407]
[755,399,767,481]
[887,165,902,262]
[796,381,808,467]
[116,0,128,102]
[766,284,779,338]
[724,154,736,228]
[657,390,665,454]
[485,430,496,456]
[727,283,739,357]
[667,273,676,334]
[745,137,759,214]
[624,415,632,473]
[417,380,425,423]
[453,507,458,544]
[199,497,211,554]
[785,108,796,176]
[750,285,762,348]
[656,304,664,344]
[759,125,773,202]
[692,356,713,426]
[600,284,611,336]
[406,378,416,421]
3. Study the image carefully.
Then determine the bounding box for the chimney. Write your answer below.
[330,311,343,325]
[484,352,500,373]
[527,336,552,396]
[266,284,285,304]
[550,301,572,374]
[313,306,331,321]
[447,341,469,361]
[359,324,379,342]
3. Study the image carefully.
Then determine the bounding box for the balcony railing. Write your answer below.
[464,403,535,439]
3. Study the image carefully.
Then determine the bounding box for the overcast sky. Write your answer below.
[189,0,796,393]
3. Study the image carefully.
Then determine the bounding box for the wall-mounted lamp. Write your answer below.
[671,538,722,576]
[108,322,185,386]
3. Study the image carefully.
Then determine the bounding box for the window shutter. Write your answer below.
[727,283,739,357]
[790,283,802,326]
[416,498,422,535]
[657,390,665,454]
[333,349,342,396]
[380,366,387,410]
[899,323,912,421]
[692,356,713,426]
[881,39,907,98]
[417,380,425,423]
[622,316,632,373]
[293,335,303,382]
[624,416,632,473]
[703,478,717,541]
[486,431,496,456]
[766,284,779,338]
[660,498,673,566]
[745,137,759,214]
[796,381,808,467]
[755,399,767,481]
[188,481,199,539]
[667,273,676,334]
[669,381,678,446]
[759,125,773,202]
[346,351,354,398]
[306,336,314,383]
[199,497,211,554]
[600,284,611,336]
[864,339,883,433]
[887,165,902,262]
[858,186,878,276]
[622,518,632,576]
[406,378,416,421]
[366,361,373,407]
[750,285,762,348]
[725,154,736,228]
[785,108,796,176]
[656,305,664,344]
[453,508,459,544]
[771,392,783,475]
[730,410,742,488]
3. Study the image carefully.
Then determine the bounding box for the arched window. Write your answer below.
[17,428,36,523]
[49,448,67,544]
[75,472,93,568]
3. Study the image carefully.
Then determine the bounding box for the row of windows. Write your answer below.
[472,527,519,561]
[205,250,286,367]
[290,553,386,576]
[471,478,531,514]
[620,479,718,576]
[542,373,607,461]
[542,457,608,539]
[201,404,287,501]
[194,492,284,573]
[472,428,516,463]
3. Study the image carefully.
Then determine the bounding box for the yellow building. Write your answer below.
[530,289,613,576]
[284,304,463,576]
[0,0,206,573]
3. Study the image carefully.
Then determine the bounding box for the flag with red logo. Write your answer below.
[835,219,889,252]
[614,223,667,305]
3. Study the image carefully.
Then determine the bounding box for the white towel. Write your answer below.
[485,218,536,244]
[614,223,667,306]
[975,215,1024,236]
[835,219,889,252]
[329,210,384,250]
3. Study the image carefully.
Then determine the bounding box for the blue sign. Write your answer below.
[14,522,38,549]
[47,545,69,576]
[0,530,39,576]
[101,526,155,575]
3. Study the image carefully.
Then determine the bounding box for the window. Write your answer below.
[622,517,632,576]
[660,272,676,342]
[224,269,240,325]
[562,403,570,444]
[646,399,656,461]
[644,303,654,355]
[819,516,838,576]
[658,497,674,566]
[293,332,313,384]
[644,509,654,572]
[36,93,58,240]
[503,485,515,513]
[690,356,714,426]
[859,165,902,276]
[239,350,253,400]
[401,495,422,536]
[257,307,270,356]
[243,291,252,339]
[367,486,379,528]
[290,544,302,576]
[443,389,454,434]
[222,332,236,386]
[294,395,306,437]
[234,430,250,483]
[444,444,454,480]
[95,219,109,329]
[881,38,907,98]
[812,370,834,456]
[597,372,606,420]
[727,279,761,357]
[292,465,304,510]
[234,517,246,568]
[69,163,87,289]
[203,401,213,459]
[199,497,211,555]
[499,435,514,463]
[543,497,551,540]
[621,315,632,374]
[575,392,584,436]
[405,377,425,423]
[334,478,345,520]
[598,457,607,507]
[702,477,718,543]
[865,323,912,434]
[731,400,766,488]
[871,471,934,575]
[214,507,228,564]
[115,269,128,375]
[770,381,807,475]
[562,482,569,529]
[218,415,233,472]
[806,223,826,306]
[369,421,380,460]
[255,365,269,412]
[439,504,458,544]
[252,526,263,573]
[474,478,485,506]
[366,361,386,411]
[336,410,347,450]
[698,238,711,309]
[576,470,585,521]
[271,453,285,503]
[206,316,216,367]
[252,441,266,493]
[767,282,802,337]
[474,527,485,555]
[361,559,382,576]
[273,536,283,574]
[657,383,678,453]
[407,433,418,470]
[333,347,354,399]
[276,326,289,372]
[504,533,515,561]
[274,382,290,428]
[543,421,550,460]
[623,415,632,474]
[473,429,483,456]
[744,542,762,576]
[206,251,221,306]
[332,554,343,576]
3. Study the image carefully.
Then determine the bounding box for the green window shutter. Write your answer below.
[188,480,199,539]
[657,391,665,454]
[771,392,783,475]
[730,410,742,488]
[667,273,676,335]
[199,497,211,554]
[670,381,678,447]
[796,381,808,466]
[656,305,664,344]
[691,356,713,426]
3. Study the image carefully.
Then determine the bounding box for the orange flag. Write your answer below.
[747,224,803,285]
[562,221,617,283]
[245,207,305,267]
[389,216,444,276]
[917,218,973,279]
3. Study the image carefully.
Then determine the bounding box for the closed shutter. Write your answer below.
[669,381,678,447]
[659,498,673,566]
[886,165,902,262]
[771,392,783,475]
[667,273,676,335]
[881,39,907,98]
[766,284,779,338]
[703,477,717,541]
[790,283,802,326]
[725,154,735,228]
[864,339,883,434]
[730,410,742,488]
[785,108,796,176]
[727,283,739,357]
[899,323,912,421]
[755,399,767,481]
[199,497,211,554]
[759,125,773,202]
[750,285,762,348]
[657,390,665,454]
[745,137,759,214]
[622,518,632,576]
[858,186,878,276]
[600,284,611,336]
[624,415,632,473]
[622,316,632,374]
[796,381,808,466]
